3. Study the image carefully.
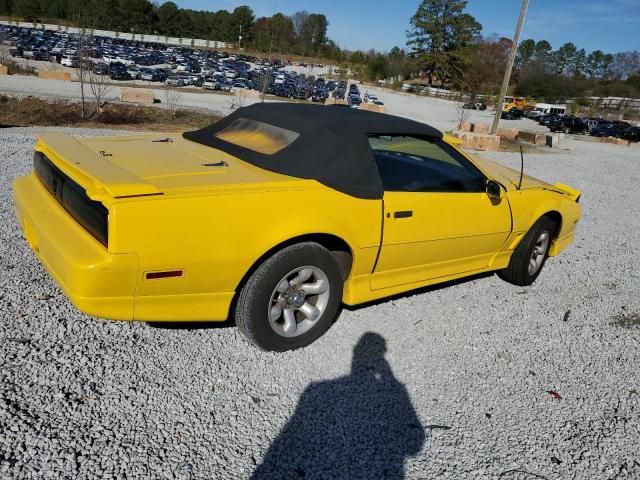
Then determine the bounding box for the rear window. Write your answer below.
[214,117,299,155]
[33,152,109,247]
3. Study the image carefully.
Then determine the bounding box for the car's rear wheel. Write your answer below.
[235,242,343,351]
[498,216,555,286]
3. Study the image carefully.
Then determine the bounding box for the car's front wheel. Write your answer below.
[498,216,556,286]
[235,242,343,351]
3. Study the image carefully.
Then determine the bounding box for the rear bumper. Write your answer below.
[13,173,138,320]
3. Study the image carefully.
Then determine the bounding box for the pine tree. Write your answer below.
[406,0,481,86]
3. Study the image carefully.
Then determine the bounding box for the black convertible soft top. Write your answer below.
[183,103,443,199]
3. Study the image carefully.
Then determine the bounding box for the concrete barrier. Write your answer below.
[447,130,500,151]
[38,70,71,81]
[120,88,155,104]
[359,103,387,114]
[0,65,8,75]
[459,121,473,132]
[518,131,547,145]
[600,137,630,147]
[470,123,490,134]
[546,133,572,149]
[236,89,260,99]
[497,127,519,142]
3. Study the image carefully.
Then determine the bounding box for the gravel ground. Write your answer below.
[1,127,639,480]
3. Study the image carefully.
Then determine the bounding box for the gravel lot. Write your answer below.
[1,127,639,479]
[0,73,556,134]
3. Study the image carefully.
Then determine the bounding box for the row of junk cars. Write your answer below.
[531,113,639,141]
[498,104,639,142]
[2,24,384,107]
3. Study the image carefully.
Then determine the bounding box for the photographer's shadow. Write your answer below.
[252,332,425,479]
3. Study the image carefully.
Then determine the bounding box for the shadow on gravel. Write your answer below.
[145,319,235,330]
[251,332,425,479]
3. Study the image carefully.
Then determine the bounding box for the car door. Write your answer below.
[369,135,512,291]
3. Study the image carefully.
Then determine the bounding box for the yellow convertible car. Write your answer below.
[13,104,581,351]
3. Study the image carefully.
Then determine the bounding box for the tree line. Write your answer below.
[375,0,640,102]
[1,0,638,101]
[0,0,330,57]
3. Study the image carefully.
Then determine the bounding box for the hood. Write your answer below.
[470,154,581,201]
[470,154,553,190]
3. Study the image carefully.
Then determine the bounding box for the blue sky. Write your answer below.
[173,0,640,54]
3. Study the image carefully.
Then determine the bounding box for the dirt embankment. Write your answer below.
[0,95,219,131]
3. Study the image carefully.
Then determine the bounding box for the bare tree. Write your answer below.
[455,97,472,130]
[261,16,282,103]
[227,87,247,112]
[87,67,113,117]
[164,83,182,114]
[74,14,92,120]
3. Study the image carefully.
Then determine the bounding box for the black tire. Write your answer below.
[235,242,343,351]
[498,216,556,287]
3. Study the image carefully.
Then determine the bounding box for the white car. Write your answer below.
[166,77,185,87]
[60,55,75,67]
[117,57,134,66]
[203,80,219,90]
[139,70,155,81]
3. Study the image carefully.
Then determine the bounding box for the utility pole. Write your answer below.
[490,0,529,135]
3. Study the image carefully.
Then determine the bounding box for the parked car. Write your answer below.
[525,110,543,119]
[590,123,627,138]
[311,89,327,103]
[292,88,309,100]
[166,77,185,87]
[60,55,75,67]
[14,103,582,351]
[549,117,588,134]
[621,126,640,142]
[582,117,606,132]
[364,93,379,103]
[203,78,220,90]
[463,102,487,111]
[538,114,561,126]
[92,62,109,75]
[109,68,131,81]
[501,108,524,120]
[348,94,362,108]
[218,82,233,92]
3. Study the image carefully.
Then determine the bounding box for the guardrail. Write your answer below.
[0,20,232,49]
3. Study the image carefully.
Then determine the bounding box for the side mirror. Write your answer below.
[486,179,503,199]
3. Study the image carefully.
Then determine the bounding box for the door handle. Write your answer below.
[393,210,413,218]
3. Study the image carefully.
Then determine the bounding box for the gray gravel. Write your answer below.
[1,128,639,479]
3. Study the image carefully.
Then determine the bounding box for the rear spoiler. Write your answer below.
[35,133,161,201]
[553,182,581,203]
